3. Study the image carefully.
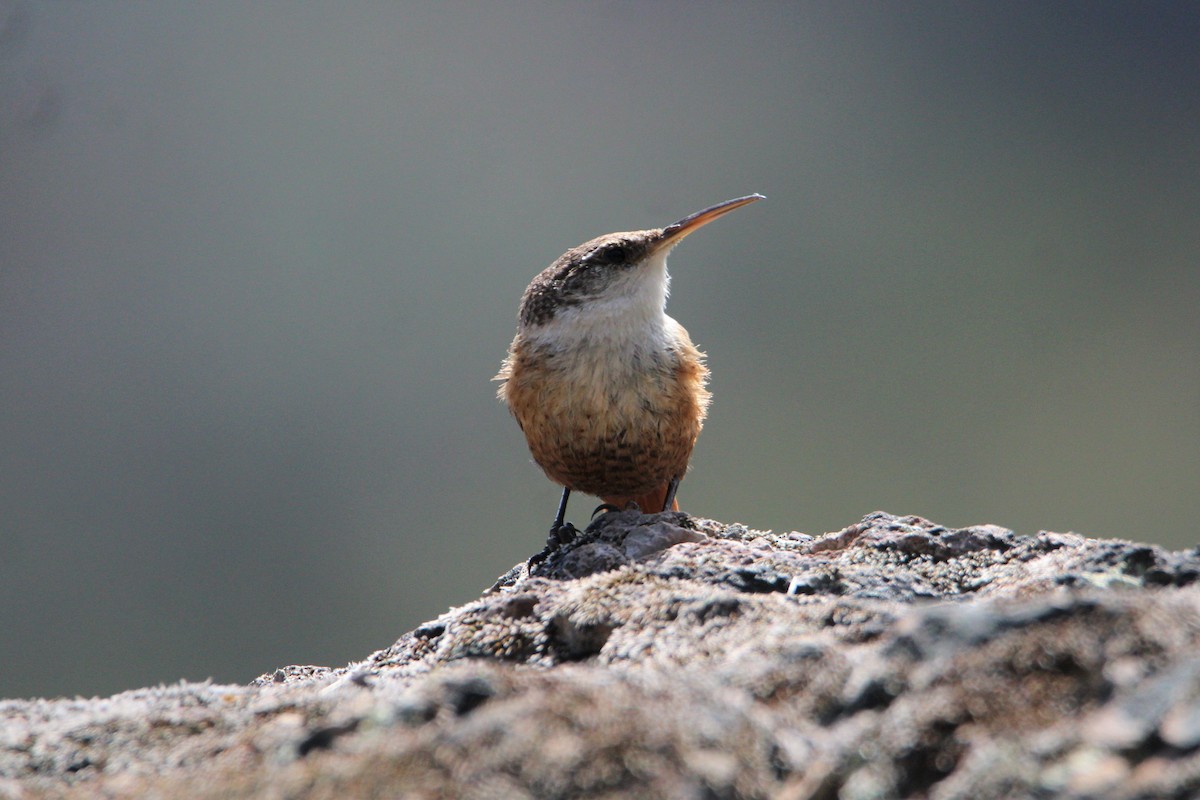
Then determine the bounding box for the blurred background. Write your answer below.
[1,2,1196,700]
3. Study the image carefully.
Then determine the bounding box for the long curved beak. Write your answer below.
[658,194,765,250]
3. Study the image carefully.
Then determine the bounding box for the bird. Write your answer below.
[495,194,764,540]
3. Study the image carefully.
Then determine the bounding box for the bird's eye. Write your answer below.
[581,241,637,268]
[600,244,628,263]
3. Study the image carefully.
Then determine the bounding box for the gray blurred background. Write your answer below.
[1,2,1196,700]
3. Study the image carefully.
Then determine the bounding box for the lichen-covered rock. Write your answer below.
[2,511,1199,799]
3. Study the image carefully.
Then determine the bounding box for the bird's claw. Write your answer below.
[527,521,578,569]
[590,503,624,519]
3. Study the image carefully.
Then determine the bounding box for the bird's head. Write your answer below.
[517,194,763,337]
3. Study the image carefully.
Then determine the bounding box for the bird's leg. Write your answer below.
[528,488,576,569]
[550,487,577,544]
[661,476,681,513]
[551,486,570,530]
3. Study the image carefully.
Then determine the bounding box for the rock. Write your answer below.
[2,511,1200,798]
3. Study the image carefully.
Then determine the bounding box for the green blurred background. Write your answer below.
[1,2,1196,700]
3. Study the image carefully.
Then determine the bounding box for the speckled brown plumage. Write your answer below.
[497,331,709,510]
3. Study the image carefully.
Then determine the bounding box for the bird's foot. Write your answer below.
[527,521,578,569]
[551,520,579,545]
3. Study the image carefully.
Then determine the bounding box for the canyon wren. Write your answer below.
[496,194,764,537]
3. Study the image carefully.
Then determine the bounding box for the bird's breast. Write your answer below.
[496,318,710,496]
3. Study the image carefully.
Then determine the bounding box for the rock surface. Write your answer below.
[3,511,1200,799]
